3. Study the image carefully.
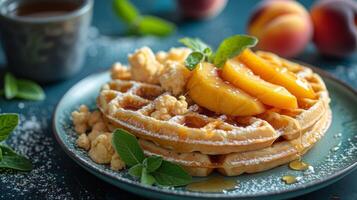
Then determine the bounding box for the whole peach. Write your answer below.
[311,0,357,58]
[247,0,313,57]
[177,0,227,20]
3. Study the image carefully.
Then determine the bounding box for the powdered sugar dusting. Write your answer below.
[0,107,96,200]
[54,84,357,198]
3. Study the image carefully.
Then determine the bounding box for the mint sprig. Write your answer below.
[0,113,33,171]
[4,73,17,99]
[179,38,212,53]
[2,73,45,101]
[112,129,144,167]
[0,145,32,171]
[143,156,162,173]
[112,129,192,186]
[185,52,205,70]
[213,35,258,67]
[179,38,213,71]
[113,0,176,37]
[180,35,258,70]
[0,114,18,141]
[128,163,143,177]
[152,160,192,186]
[113,0,139,24]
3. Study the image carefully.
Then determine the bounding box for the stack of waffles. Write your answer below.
[97,51,331,177]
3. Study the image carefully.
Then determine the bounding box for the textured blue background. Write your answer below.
[0,0,357,199]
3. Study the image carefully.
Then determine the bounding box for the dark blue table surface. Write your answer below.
[0,0,356,199]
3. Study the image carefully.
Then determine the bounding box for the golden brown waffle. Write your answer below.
[102,107,331,176]
[98,80,279,155]
[97,51,331,176]
[126,108,331,176]
[98,66,329,155]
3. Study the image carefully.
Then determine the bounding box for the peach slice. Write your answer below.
[239,49,316,99]
[222,59,298,109]
[187,62,265,116]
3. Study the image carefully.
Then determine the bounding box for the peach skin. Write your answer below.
[247,0,313,57]
[311,0,357,58]
[177,0,227,20]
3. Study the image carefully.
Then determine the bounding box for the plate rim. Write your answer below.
[52,65,357,199]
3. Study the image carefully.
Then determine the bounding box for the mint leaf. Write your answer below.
[185,52,204,71]
[143,156,162,173]
[128,163,143,178]
[180,37,213,71]
[179,38,211,53]
[112,129,145,167]
[113,0,139,24]
[0,114,19,142]
[152,160,192,186]
[0,145,32,171]
[141,167,156,186]
[4,73,17,99]
[137,16,175,37]
[16,79,45,101]
[214,35,258,67]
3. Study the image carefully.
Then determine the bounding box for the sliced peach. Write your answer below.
[187,62,265,116]
[238,49,316,99]
[222,59,297,109]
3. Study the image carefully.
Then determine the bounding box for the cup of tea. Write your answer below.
[0,0,93,82]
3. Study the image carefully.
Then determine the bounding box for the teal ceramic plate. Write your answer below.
[53,67,357,200]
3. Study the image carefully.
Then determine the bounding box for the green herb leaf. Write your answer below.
[0,147,2,161]
[203,47,213,57]
[180,37,213,70]
[152,160,192,186]
[16,79,45,101]
[185,52,204,71]
[141,167,156,186]
[137,16,175,37]
[4,73,18,99]
[0,145,32,171]
[0,114,19,142]
[214,35,258,67]
[112,129,145,167]
[143,156,162,173]
[179,37,211,53]
[128,163,143,178]
[113,0,139,24]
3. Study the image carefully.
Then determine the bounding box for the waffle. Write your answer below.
[97,66,329,155]
[104,106,331,176]
[98,81,279,155]
[96,50,331,176]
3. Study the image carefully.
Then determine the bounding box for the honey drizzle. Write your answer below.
[289,160,309,171]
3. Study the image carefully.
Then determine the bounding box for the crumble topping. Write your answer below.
[111,63,131,80]
[128,46,163,84]
[156,47,192,64]
[110,153,126,171]
[71,105,90,134]
[151,94,188,120]
[159,61,191,95]
[71,106,125,170]
[89,133,114,164]
[111,47,192,96]
[77,133,90,150]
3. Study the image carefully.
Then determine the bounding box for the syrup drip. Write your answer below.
[289,160,309,171]
[282,175,297,184]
